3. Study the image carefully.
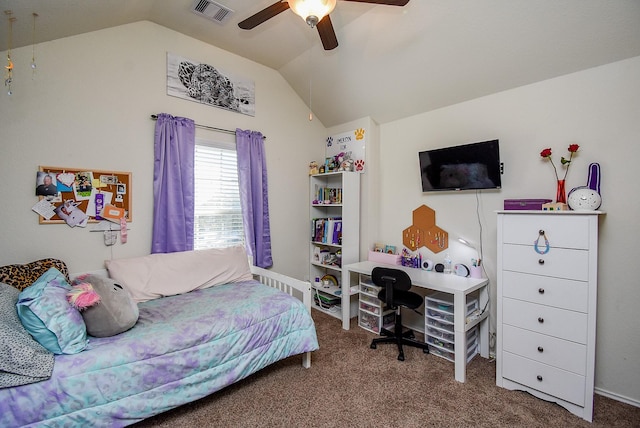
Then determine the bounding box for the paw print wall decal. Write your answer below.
[326,136,333,147]
[354,128,365,140]
[354,159,365,171]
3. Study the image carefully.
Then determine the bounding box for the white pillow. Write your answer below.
[105,246,253,303]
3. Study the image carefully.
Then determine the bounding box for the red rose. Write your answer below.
[540,148,552,158]
[540,144,581,182]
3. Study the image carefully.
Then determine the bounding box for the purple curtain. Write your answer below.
[236,129,273,268]
[151,113,195,254]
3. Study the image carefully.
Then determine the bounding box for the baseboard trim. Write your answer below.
[595,387,640,408]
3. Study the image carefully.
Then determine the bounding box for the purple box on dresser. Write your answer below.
[503,199,552,210]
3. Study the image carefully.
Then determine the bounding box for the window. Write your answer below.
[193,140,244,250]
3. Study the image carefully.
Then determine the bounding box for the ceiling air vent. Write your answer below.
[191,0,234,25]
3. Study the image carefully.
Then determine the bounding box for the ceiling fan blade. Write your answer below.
[343,0,410,6]
[317,15,339,50]
[238,1,290,30]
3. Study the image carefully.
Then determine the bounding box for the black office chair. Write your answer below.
[369,267,429,361]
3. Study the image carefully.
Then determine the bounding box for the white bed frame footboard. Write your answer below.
[250,266,312,368]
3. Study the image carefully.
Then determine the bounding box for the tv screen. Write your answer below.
[419,140,502,192]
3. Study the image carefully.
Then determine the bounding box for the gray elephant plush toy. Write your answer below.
[68,274,139,337]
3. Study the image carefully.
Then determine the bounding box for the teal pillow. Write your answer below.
[16,268,87,354]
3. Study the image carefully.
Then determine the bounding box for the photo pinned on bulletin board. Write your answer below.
[73,171,94,201]
[115,183,126,203]
[54,200,89,228]
[35,171,60,201]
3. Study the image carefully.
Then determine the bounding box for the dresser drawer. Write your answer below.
[503,351,586,406]
[503,298,588,343]
[502,214,589,249]
[502,244,588,281]
[501,271,588,312]
[503,324,587,375]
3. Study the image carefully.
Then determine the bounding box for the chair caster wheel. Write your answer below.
[370,343,377,349]
[423,348,429,354]
[398,354,405,361]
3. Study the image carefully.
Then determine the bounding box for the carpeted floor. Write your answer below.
[133,310,640,427]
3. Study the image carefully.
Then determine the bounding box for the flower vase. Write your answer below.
[556,179,567,204]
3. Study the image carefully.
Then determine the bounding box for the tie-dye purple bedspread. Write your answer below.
[0,280,319,427]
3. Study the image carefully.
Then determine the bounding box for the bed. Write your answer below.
[0,250,319,427]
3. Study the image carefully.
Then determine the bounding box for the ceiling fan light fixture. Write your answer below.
[287,0,336,28]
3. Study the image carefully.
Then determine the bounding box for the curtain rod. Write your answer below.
[150,114,265,139]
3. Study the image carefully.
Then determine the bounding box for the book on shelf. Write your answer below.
[312,218,324,242]
[332,219,342,245]
[311,217,342,244]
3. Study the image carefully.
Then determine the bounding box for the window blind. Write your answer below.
[194,141,244,250]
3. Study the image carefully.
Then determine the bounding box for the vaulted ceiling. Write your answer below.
[2,0,640,127]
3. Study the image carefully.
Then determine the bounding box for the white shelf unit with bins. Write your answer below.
[425,292,480,363]
[496,211,602,422]
[357,274,395,334]
[309,172,360,325]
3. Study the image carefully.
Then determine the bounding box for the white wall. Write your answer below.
[0,21,326,280]
[377,56,640,404]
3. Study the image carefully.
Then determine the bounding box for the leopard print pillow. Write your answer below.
[0,259,69,291]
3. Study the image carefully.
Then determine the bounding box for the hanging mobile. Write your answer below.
[4,11,16,95]
[534,230,550,254]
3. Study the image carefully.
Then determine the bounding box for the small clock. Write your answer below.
[568,187,602,211]
[454,263,470,277]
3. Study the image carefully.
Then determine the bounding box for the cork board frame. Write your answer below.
[38,166,132,224]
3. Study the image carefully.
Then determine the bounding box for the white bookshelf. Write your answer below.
[309,172,360,323]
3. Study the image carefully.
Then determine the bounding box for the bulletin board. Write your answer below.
[402,204,448,253]
[37,166,132,224]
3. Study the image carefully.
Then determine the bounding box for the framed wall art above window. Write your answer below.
[166,52,255,117]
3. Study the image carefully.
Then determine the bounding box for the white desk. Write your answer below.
[342,260,490,383]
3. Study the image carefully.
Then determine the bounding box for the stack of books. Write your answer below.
[314,186,342,204]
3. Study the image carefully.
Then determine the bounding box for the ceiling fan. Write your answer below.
[238,0,410,51]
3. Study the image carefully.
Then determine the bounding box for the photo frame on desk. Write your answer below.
[37,166,132,224]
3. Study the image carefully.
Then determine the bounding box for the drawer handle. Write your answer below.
[538,288,545,294]
[538,317,544,323]
[537,375,543,382]
[534,230,550,255]
[537,346,544,352]
[538,259,545,265]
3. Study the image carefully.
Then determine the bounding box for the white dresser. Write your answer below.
[496,211,602,422]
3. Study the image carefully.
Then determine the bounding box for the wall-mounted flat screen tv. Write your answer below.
[419,139,502,192]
